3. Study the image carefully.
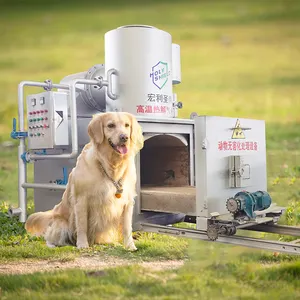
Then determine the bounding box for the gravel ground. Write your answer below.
[0,257,185,275]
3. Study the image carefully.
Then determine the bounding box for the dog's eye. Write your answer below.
[125,123,130,128]
[107,123,115,128]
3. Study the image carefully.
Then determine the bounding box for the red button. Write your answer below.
[45,110,48,113]
[40,110,44,113]
[33,111,36,114]
[37,111,40,114]
[44,124,48,128]
[29,112,33,115]
[44,117,48,120]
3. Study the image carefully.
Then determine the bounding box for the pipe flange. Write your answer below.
[43,79,53,91]
[81,64,106,112]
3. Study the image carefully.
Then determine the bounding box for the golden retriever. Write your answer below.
[25,112,144,251]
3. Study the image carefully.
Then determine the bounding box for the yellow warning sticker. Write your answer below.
[231,119,245,139]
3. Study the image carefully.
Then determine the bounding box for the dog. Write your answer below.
[25,111,144,251]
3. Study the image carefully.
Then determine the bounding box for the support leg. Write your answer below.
[18,141,27,222]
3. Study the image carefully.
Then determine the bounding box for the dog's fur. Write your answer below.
[25,112,144,251]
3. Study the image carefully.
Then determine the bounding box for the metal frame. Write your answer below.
[133,117,195,225]
[10,78,300,255]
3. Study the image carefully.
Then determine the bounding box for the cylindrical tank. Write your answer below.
[104,25,174,118]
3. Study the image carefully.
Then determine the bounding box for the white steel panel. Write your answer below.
[195,116,267,218]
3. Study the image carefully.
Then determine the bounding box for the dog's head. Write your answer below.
[88,112,144,157]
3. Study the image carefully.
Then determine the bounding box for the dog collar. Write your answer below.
[98,162,124,198]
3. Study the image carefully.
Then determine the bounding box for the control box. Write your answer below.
[26,91,69,150]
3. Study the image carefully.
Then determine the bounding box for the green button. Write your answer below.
[41,117,44,121]
[29,119,33,122]
[37,133,41,136]
[33,118,36,122]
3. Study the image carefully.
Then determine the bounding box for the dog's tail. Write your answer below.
[25,210,73,247]
[25,210,54,236]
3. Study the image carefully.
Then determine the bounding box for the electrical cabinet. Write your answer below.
[26,91,69,150]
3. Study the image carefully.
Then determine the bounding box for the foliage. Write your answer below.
[282,199,300,227]
[0,202,28,242]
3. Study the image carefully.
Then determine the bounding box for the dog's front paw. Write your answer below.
[46,241,56,248]
[124,239,137,251]
[76,240,89,249]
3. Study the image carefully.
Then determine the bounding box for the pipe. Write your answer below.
[28,78,101,160]
[22,183,67,190]
[8,207,22,218]
[13,81,69,221]
[17,143,27,222]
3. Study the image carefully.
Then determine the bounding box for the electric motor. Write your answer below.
[226,190,272,219]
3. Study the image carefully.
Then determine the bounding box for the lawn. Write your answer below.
[0,0,300,299]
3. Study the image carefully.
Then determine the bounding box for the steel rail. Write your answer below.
[140,223,300,255]
[241,223,300,237]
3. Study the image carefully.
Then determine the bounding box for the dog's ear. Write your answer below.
[88,114,104,145]
[128,113,144,153]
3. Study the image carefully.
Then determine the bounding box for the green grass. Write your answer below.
[0,0,300,299]
[1,243,300,299]
[0,201,189,263]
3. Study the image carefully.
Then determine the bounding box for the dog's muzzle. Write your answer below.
[108,138,128,155]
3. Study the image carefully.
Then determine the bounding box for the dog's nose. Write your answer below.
[119,134,128,143]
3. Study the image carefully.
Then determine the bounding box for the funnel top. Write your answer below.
[117,24,156,29]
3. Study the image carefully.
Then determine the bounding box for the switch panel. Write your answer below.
[26,91,69,150]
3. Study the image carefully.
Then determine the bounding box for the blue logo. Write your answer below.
[150,61,170,89]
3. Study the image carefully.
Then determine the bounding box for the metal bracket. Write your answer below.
[55,167,68,185]
[43,79,53,91]
[21,152,30,164]
[34,149,47,155]
[229,156,251,188]
[10,118,28,139]
[173,101,183,109]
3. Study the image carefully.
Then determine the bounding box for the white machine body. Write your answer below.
[105,25,180,117]
[22,25,269,225]
[13,24,298,255]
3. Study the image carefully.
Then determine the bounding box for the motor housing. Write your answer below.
[226,190,272,219]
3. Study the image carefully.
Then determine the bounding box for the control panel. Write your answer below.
[26,91,69,150]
